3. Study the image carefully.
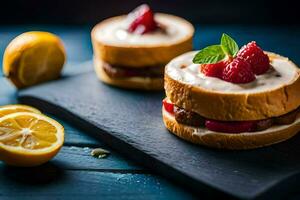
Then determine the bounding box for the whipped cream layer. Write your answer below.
[94,14,193,46]
[166,51,299,94]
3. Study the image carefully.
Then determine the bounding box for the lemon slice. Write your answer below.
[3,31,66,88]
[0,112,64,166]
[0,104,41,118]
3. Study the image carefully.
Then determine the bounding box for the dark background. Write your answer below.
[1,0,299,25]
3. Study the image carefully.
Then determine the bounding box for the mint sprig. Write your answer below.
[221,33,239,57]
[193,33,239,64]
[192,45,226,64]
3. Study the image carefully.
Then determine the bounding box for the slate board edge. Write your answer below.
[254,172,300,200]
[18,95,244,200]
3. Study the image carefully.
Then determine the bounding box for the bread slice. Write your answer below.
[165,51,300,121]
[162,107,300,150]
[91,14,194,67]
[94,58,163,90]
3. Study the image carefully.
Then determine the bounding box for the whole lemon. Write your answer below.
[3,31,66,88]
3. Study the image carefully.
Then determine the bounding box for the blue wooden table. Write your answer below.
[0,25,299,200]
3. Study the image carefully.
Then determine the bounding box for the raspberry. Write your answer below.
[222,57,256,84]
[205,120,255,133]
[162,99,174,114]
[237,41,270,75]
[200,60,228,79]
[127,4,158,34]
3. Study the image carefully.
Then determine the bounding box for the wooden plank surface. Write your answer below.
[0,169,195,200]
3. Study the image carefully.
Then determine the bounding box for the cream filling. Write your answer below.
[166,51,299,94]
[163,107,300,136]
[94,13,193,46]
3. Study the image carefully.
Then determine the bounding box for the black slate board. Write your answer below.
[18,70,300,200]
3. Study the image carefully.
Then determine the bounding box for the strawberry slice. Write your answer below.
[205,120,255,133]
[127,4,158,34]
[162,99,174,115]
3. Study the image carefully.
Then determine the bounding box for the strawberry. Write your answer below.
[127,4,158,34]
[205,120,255,133]
[163,99,174,114]
[222,57,256,83]
[200,60,229,79]
[237,41,270,75]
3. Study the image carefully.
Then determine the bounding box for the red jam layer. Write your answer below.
[163,100,299,133]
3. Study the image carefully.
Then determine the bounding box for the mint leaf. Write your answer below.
[221,33,239,57]
[193,45,226,64]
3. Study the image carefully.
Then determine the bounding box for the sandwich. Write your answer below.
[91,4,194,90]
[162,34,300,149]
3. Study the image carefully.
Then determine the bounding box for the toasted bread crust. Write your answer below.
[163,108,300,149]
[94,59,164,90]
[91,14,194,67]
[165,52,300,121]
